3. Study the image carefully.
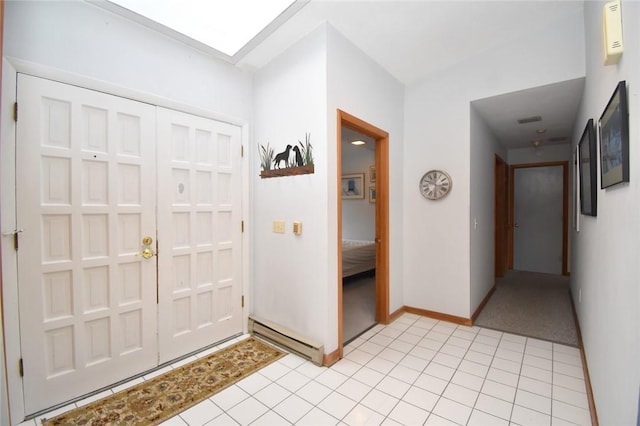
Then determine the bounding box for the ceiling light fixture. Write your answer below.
[531,140,542,147]
[351,140,366,146]
[536,128,547,134]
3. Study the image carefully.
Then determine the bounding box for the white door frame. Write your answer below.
[0,58,250,425]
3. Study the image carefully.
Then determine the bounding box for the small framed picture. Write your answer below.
[578,119,597,216]
[369,165,376,183]
[342,173,365,199]
[599,80,629,188]
[369,187,376,203]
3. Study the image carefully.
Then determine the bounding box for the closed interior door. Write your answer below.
[513,165,563,274]
[156,107,243,363]
[15,75,243,415]
[16,74,158,413]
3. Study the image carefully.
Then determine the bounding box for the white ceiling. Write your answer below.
[472,78,585,150]
[238,1,583,86]
[237,0,586,151]
[101,0,586,150]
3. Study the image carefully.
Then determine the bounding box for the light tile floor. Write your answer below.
[20,313,591,426]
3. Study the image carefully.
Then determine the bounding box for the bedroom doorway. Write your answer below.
[337,110,389,355]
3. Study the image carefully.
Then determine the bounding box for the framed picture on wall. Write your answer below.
[578,119,597,216]
[599,80,629,188]
[342,173,365,199]
[369,165,376,183]
[369,187,376,203]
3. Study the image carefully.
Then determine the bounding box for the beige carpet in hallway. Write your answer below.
[474,270,578,346]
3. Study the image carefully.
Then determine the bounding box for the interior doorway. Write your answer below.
[508,161,569,275]
[494,155,508,278]
[337,110,389,357]
[340,126,376,343]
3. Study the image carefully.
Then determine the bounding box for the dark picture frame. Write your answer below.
[578,119,597,216]
[599,80,629,188]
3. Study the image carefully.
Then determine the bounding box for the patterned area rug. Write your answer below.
[43,337,285,426]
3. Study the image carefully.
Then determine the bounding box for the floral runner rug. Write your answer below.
[43,337,285,426]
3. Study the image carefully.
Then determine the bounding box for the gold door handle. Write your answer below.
[140,247,156,259]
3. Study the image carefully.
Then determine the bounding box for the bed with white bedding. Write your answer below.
[342,239,376,278]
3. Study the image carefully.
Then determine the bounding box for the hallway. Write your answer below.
[474,271,577,346]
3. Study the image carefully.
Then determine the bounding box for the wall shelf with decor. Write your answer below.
[259,133,314,179]
[260,164,315,178]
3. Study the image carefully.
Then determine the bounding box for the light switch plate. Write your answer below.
[273,220,285,234]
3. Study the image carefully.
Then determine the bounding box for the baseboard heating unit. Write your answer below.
[248,315,324,366]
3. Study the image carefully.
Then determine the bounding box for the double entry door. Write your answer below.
[15,74,243,415]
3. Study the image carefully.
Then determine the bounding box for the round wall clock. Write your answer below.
[420,170,452,200]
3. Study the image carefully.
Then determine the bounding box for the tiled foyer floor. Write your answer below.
[22,313,591,426]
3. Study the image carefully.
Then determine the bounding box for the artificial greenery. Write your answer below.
[259,142,274,171]
[298,133,313,166]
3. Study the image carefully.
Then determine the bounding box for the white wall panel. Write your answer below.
[327,26,405,319]
[82,106,108,152]
[3,1,252,122]
[117,114,141,156]
[252,25,330,348]
[42,157,71,204]
[469,106,507,313]
[571,2,640,424]
[83,266,109,312]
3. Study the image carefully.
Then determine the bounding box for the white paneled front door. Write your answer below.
[156,107,243,363]
[15,75,243,415]
[16,75,158,414]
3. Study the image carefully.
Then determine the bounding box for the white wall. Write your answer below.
[571,2,640,424]
[252,24,404,355]
[327,26,405,316]
[3,0,252,121]
[469,106,507,313]
[251,25,330,346]
[404,3,585,318]
[342,141,375,241]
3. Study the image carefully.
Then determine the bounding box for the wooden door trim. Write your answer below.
[337,110,389,359]
[494,154,507,278]
[508,161,569,275]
